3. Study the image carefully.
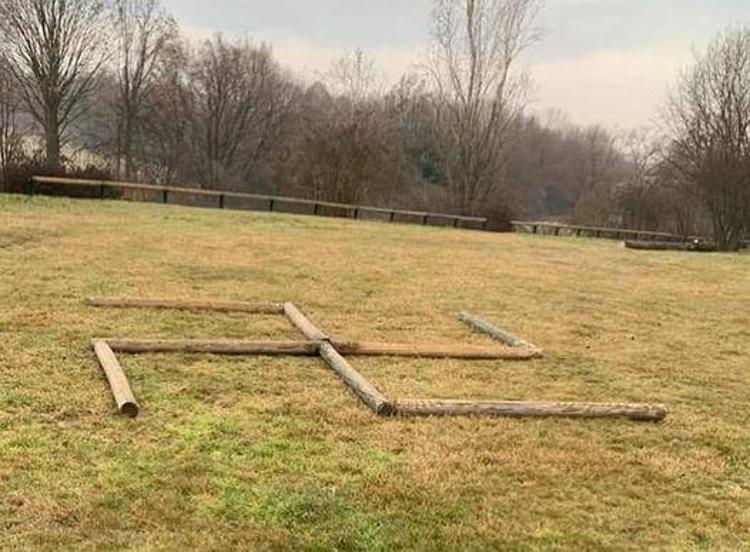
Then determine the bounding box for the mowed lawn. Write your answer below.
[0,194,748,551]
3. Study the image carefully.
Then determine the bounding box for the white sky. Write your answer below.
[164,0,749,129]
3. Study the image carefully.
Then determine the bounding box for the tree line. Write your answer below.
[0,0,748,249]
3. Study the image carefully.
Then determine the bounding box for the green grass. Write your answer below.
[1,194,749,551]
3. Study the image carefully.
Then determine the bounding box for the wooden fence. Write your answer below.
[512,221,701,242]
[511,220,750,248]
[27,176,488,230]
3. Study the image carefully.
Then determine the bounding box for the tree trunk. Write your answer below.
[44,108,61,172]
[123,113,134,180]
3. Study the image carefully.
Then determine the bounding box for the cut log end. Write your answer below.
[375,402,397,417]
[318,342,393,415]
[120,402,139,418]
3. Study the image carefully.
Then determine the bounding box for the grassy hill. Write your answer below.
[1,194,748,551]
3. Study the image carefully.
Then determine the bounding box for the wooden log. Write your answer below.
[100,338,539,360]
[459,312,539,352]
[92,340,139,418]
[319,342,394,416]
[85,297,284,315]
[334,341,542,360]
[625,240,716,252]
[395,399,668,422]
[283,303,329,341]
[103,339,320,356]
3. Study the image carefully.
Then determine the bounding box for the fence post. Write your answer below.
[161,189,168,204]
[268,199,275,212]
[218,194,225,209]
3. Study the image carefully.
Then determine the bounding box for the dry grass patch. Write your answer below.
[0,194,748,550]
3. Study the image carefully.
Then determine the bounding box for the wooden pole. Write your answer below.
[319,342,394,416]
[85,297,284,315]
[625,240,715,252]
[99,338,539,360]
[334,341,542,360]
[103,339,320,356]
[92,340,139,418]
[283,303,329,341]
[395,399,668,422]
[459,312,538,352]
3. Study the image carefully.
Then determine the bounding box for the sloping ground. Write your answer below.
[0,194,748,551]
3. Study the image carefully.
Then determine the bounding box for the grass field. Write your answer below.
[1,194,749,551]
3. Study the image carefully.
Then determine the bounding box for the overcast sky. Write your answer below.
[164,0,748,129]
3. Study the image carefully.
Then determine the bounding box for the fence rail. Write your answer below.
[27,176,488,230]
[511,220,750,248]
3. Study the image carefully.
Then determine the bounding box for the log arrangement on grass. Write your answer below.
[86,297,667,423]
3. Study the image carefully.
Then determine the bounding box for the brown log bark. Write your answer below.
[395,399,668,422]
[103,339,320,356]
[85,297,284,314]
[92,340,139,418]
[283,303,329,341]
[459,312,539,352]
[334,341,541,360]
[99,338,539,360]
[319,342,394,416]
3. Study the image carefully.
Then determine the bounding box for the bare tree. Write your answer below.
[426,0,542,215]
[112,0,175,179]
[0,0,109,170]
[665,27,750,250]
[139,40,191,184]
[186,36,296,190]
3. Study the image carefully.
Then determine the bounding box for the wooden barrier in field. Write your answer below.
[512,220,750,248]
[86,297,667,423]
[625,240,717,252]
[512,221,704,243]
[29,176,488,230]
